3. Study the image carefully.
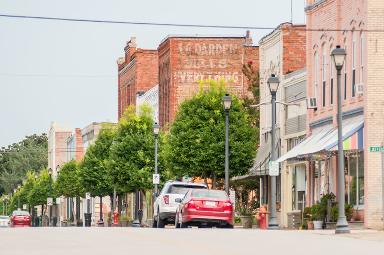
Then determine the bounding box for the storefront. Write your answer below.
[278,115,364,222]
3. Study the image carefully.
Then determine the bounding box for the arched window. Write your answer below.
[352,31,357,97]
[314,52,319,101]
[330,46,334,105]
[322,47,327,107]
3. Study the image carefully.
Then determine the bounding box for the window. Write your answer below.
[314,52,319,100]
[344,46,347,100]
[360,33,364,84]
[346,152,364,207]
[322,51,326,107]
[330,49,334,105]
[352,36,356,97]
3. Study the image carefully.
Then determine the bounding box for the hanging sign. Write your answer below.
[269,161,279,176]
[153,174,160,184]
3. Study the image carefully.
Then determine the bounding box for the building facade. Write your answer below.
[117,37,159,119]
[136,84,159,123]
[48,122,73,179]
[251,23,306,227]
[66,128,84,162]
[158,32,259,126]
[277,0,384,229]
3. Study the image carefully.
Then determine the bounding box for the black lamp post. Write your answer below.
[267,74,280,230]
[331,45,350,234]
[48,168,53,226]
[222,94,232,195]
[17,184,21,209]
[153,122,160,197]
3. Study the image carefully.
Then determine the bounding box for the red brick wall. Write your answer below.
[54,131,71,168]
[74,128,84,161]
[158,36,259,126]
[118,43,158,119]
[282,25,306,75]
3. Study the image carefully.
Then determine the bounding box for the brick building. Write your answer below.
[48,122,72,180]
[232,23,306,227]
[117,37,159,119]
[66,128,84,162]
[277,0,384,230]
[158,32,259,126]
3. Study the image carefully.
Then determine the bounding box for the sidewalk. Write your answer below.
[310,229,384,242]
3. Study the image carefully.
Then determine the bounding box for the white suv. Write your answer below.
[153,181,207,228]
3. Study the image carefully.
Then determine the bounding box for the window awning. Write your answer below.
[277,116,364,163]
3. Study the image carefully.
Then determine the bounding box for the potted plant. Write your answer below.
[119,215,130,227]
[239,206,253,229]
[311,204,324,230]
[303,207,313,230]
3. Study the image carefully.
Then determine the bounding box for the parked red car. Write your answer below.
[10,210,31,227]
[175,189,233,228]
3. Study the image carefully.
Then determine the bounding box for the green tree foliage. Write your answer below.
[109,105,159,192]
[0,134,48,194]
[55,161,84,198]
[242,61,260,145]
[164,80,256,185]
[28,169,52,208]
[79,126,115,197]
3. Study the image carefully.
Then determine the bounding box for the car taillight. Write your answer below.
[163,195,169,204]
[187,200,196,209]
[224,201,232,211]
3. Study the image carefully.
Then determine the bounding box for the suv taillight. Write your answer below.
[187,200,196,209]
[163,195,169,204]
[224,201,232,211]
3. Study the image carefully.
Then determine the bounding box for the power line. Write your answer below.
[0,14,378,32]
[0,73,115,78]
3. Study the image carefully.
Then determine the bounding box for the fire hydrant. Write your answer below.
[256,205,268,229]
[113,210,119,226]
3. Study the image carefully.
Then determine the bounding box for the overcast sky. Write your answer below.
[0,0,305,147]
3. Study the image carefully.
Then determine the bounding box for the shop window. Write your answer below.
[346,152,364,207]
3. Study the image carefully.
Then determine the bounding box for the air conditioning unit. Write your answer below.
[306,97,317,109]
[356,83,364,95]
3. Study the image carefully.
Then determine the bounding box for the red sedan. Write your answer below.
[10,210,31,227]
[175,189,233,228]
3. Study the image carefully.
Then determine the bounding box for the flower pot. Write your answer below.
[313,220,323,230]
[240,216,253,229]
[307,221,314,230]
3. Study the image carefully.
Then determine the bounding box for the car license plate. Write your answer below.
[205,201,216,207]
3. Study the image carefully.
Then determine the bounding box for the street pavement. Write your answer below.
[0,227,383,255]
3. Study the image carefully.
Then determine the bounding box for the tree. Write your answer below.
[79,125,115,222]
[242,61,260,145]
[28,169,52,214]
[55,160,84,222]
[109,105,158,193]
[164,80,257,187]
[0,134,48,195]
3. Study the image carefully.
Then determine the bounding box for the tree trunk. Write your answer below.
[76,197,81,221]
[118,194,123,215]
[99,196,103,222]
[212,172,217,189]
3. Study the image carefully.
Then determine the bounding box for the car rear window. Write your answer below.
[12,211,29,216]
[191,189,228,199]
[0,216,9,219]
[167,184,206,194]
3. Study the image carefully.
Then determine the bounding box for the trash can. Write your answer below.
[53,217,58,227]
[84,213,92,227]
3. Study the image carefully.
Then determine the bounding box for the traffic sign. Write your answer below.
[47,197,53,206]
[22,204,27,210]
[229,189,236,210]
[153,174,160,184]
[369,146,384,152]
[55,197,61,205]
[86,192,91,200]
[269,161,279,176]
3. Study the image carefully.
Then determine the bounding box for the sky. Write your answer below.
[0,0,305,147]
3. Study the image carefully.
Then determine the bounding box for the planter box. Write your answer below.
[240,216,253,229]
[307,221,314,230]
[325,222,336,229]
[313,220,323,230]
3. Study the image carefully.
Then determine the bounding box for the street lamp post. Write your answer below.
[267,74,280,229]
[17,184,21,209]
[331,45,350,234]
[48,168,53,227]
[153,122,160,197]
[222,94,232,195]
